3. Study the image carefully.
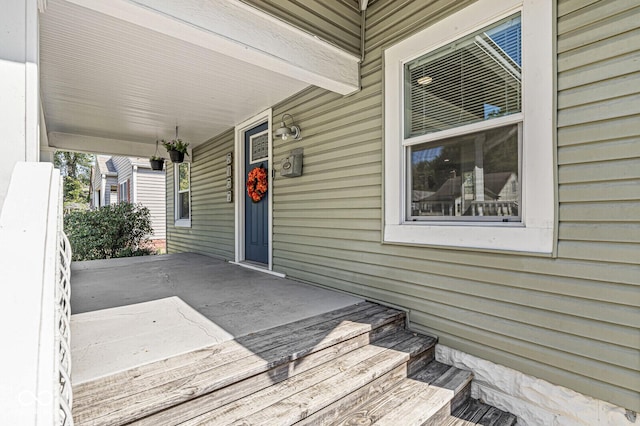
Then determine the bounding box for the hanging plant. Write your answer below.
[160,127,190,163]
[149,141,165,170]
[246,166,268,203]
[149,156,165,171]
[161,138,189,163]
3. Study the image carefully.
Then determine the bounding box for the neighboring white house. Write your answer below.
[90,155,166,243]
[89,155,118,207]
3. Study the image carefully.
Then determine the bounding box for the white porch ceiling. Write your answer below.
[39,0,360,157]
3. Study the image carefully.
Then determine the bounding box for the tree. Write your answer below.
[54,151,93,206]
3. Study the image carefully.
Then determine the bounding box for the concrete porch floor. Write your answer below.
[70,253,363,384]
[71,252,362,337]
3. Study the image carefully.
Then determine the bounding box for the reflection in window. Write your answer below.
[409,124,520,220]
[177,163,190,220]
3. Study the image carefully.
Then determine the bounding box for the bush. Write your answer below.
[64,203,154,261]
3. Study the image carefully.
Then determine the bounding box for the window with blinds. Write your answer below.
[404,13,523,221]
[384,0,554,250]
[404,13,522,139]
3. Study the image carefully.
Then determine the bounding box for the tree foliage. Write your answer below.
[54,151,93,206]
[54,151,93,180]
[64,203,154,261]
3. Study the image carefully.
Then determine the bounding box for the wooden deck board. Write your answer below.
[296,364,410,426]
[132,319,407,425]
[446,398,517,426]
[178,331,420,425]
[73,302,404,425]
[374,368,472,426]
[328,361,470,426]
[225,334,434,426]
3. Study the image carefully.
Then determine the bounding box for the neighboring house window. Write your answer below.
[109,185,118,206]
[119,181,129,203]
[175,162,191,227]
[384,0,554,253]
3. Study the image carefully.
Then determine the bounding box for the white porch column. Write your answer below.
[100,175,106,207]
[0,0,41,211]
[132,165,138,203]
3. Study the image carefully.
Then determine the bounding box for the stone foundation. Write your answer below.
[436,345,635,426]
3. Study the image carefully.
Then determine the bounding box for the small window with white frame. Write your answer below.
[119,181,129,203]
[384,0,555,253]
[249,131,269,164]
[175,162,191,226]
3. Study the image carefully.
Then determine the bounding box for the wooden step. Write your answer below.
[320,360,472,426]
[169,330,436,425]
[72,302,406,426]
[73,301,518,426]
[444,398,518,425]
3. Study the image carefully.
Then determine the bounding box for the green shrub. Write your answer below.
[64,203,154,261]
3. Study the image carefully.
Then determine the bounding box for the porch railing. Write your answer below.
[0,162,73,425]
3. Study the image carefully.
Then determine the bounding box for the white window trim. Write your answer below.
[383,0,555,254]
[174,162,191,227]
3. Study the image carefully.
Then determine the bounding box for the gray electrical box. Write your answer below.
[280,148,303,178]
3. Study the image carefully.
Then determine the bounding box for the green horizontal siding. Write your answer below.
[242,0,361,55]
[169,0,640,412]
[270,0,640,412]
[167,129,235,260]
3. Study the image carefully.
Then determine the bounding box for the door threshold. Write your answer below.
[229,261,286,278]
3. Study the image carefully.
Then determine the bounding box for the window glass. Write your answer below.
[177,163,190,221]
[178,163,189,192]
[119,181,128,203]
[409,123,520,220]
[404,13,521,138]
[179,192,190,219]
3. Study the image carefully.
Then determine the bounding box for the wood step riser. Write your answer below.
[446,398,518,426]
[326,361,472,426]
[296,363,410,426]
[451,381,473,414]
[131,318,408,425]
[296,345,435,426]
[422,382,472,426]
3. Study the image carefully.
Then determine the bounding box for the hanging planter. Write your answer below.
[149,140,165,170]
[161,126,190,164]
[167,149,185,163]
[162,139,189,163]
[246,165,268,203]
[149,157,165,170]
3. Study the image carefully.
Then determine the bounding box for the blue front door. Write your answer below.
[244,122,269,264]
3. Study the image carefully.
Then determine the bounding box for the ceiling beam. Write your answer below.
[48,132,192,159]
[62,0,361,95]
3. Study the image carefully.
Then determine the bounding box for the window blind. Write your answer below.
[404,14,522,139]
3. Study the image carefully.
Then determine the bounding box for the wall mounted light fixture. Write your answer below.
[274,113,302,141]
